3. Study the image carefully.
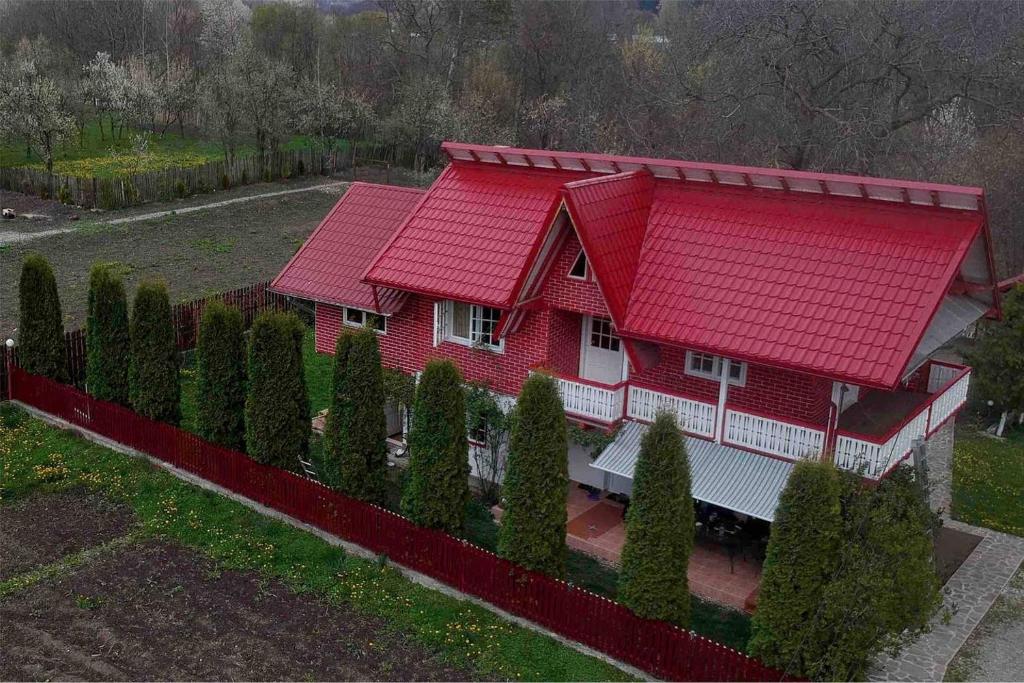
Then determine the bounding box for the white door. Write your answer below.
[580,316,625,384]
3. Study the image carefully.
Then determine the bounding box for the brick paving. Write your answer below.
[560,485,762,612]
[869,423,1024,681]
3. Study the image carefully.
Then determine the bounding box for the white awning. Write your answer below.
[590,421,794,521]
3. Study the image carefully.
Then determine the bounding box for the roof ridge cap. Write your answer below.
[562,169,650,190]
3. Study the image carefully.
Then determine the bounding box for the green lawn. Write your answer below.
[0,406,632,681]
[951,425,1024,537]
[179,328,752,651]
[1,122,347,178]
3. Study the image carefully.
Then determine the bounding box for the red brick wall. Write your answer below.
[546,309,581,376]
[542,234,609,319]
[317,299,556,397]
[630,346,833,425]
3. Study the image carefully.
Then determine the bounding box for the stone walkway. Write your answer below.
[870,424,1024,681]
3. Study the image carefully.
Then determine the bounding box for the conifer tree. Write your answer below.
[401,359,470,533]
[497,372,569,577]
[324,330,354,475]
[128,280,181,423]
[245,311,310,469]
[196,301,246,449]
[618,411,693,626]
[814,466,941,680]
[335,328,389,503]
[749,460,843,674]
[17,253,68,382]
[85,263,130,404]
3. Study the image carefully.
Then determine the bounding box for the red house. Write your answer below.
[273,142,999,603]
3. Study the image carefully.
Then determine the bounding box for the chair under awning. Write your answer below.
[590,421,794,521]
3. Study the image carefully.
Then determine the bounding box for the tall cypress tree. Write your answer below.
[196,301,246,449]
[618,411,693,626]
[245,311,310,469]
[85,263,130,404]
[814,466,941,680]
[325,330,354,477]
[336,328,388,503]
[748,459,843,674]
[401,359,470,533]
[128,280,181,424]
[497,372,569,577]
[17,254,68,382]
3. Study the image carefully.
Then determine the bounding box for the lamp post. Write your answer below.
[5,338,14,401]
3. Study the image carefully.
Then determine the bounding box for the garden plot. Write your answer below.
[0,491,136,581]
[0,500,473,681]
[0,181,346,336]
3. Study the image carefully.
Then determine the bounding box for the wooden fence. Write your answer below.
[0,281,294,400]
[0,141,441,209]
[7,366,794,683]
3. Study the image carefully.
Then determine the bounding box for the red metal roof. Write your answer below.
[363,162,590,308]
[562,171,654,326]
[287,143,994,388]
[270,182,423,313]
[621,182,983,388]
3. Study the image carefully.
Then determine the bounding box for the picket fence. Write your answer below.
[0,281,293,400]
[7,367,793,683]
[0,141,440,209]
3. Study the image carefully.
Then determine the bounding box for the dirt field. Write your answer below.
[0,180,347,336]
[0,492,135,581]
[0,491,473,681]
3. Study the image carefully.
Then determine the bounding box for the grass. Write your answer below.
[1,121,347,178]
[1,121,230,178]
[179,328,754,651]
[951,424,1024,537]
[0,405,632,681]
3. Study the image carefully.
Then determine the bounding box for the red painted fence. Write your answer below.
[8,367,793,682]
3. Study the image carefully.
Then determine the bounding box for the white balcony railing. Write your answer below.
[835,364,970,478]
[626,385,717,438]
[549,374,626,424]
[928,370,970,434]
[834,410,930,477]
[723,409,826,460]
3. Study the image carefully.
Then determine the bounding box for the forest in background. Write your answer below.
[1,0,1021,276]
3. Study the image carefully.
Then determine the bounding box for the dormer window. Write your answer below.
[569,250,588,280]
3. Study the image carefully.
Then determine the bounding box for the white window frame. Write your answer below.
[685,351,747,387]
[443,301,504,352]
[568,249,589,280]
[342,307,387,334]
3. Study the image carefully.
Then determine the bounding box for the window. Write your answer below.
[685,351,747,386]
[569,250,588,279]
[343,307,386,333]
[589,317,620,351]
[445,301,503,351]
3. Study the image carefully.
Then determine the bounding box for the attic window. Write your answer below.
[569,250,588,280]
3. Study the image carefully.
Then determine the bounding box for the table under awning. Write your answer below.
[590,421,794,521]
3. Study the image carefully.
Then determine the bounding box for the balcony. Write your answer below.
[834,361,971,477]
[541,359,971,478]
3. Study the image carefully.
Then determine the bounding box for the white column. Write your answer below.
[714,359,730,443]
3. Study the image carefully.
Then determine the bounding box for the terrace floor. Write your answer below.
[838,389,931,437]
[562,484,762,612]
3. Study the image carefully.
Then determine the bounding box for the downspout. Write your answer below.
[714,359,731,444]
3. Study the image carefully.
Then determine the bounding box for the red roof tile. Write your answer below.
[363,162,590,308]
[562,171,654,326]
[270,182,423,312]
[623,183,982,387]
